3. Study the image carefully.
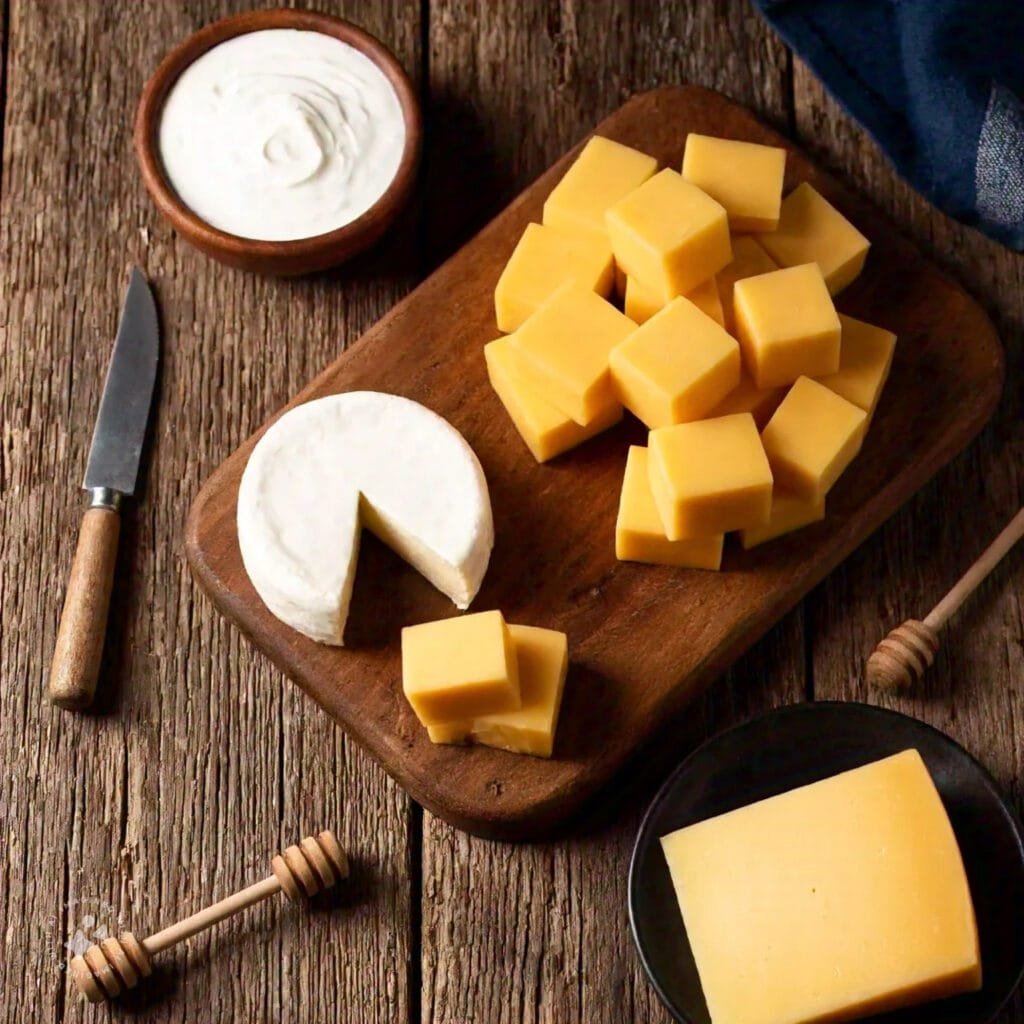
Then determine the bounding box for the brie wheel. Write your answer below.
[237,392,494,645]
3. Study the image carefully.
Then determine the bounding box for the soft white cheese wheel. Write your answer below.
[237,392,494,645]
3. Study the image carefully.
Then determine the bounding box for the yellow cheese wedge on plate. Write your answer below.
[660,749,981,1024]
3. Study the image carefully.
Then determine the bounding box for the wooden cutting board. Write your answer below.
[186,86,1003,840]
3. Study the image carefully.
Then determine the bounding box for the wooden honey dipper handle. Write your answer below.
[868,507,1024,691]
[70,831,348,1003]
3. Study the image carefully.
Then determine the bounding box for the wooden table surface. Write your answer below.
[1,2,1021,1021]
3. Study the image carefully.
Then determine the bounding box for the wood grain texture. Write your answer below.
[187,84,1003,839]
[2,2,1023,1022]
[47,506,121,709]
[0,1,419,1021]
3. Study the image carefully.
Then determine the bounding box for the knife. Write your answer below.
[47,267,160,710]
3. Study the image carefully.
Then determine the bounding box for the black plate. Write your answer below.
[629,701,1024,1024]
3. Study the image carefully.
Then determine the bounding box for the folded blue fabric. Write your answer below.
[753,0,1024,250]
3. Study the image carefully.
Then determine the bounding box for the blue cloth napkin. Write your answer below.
[752,0,1024,250]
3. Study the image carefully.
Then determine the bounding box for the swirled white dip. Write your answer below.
[158,29,406,241]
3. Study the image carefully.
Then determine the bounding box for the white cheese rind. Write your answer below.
[237,392,494,644]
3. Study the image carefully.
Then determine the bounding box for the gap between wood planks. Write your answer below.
[402,14,808,1022]
[400,10,814,1022]
[0,0,7,202]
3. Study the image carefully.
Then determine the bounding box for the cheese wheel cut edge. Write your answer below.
[237,392,494,645]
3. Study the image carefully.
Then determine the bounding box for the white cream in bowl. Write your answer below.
[158,29,406,241]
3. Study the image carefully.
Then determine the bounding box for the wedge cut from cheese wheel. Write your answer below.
[237,392,494,645]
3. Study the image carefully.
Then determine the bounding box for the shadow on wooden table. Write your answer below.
[559,619,803,843]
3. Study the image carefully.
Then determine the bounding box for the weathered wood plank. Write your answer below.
[5,1,1020,1021]
[0,1,420,1020]
[0,0,6,188]
[791,58,1024,1023]
[420,2,798,1020]
[421,622,805,1024]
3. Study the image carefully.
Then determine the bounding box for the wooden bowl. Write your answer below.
[134,9,422,276]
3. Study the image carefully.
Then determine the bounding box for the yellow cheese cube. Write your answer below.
[706,373,784,428]
[660,750,981,1024]
[648,413,773,539]
[761,376,867,503]
[610,296,740,428]
[402,610,520,727]
[758,182,870,295]
[734,263,841,388]
[494,222,614,333]
[507,281,635,425]
[816,313,896,418]
[714,234,778,333]
[606,169,732,300]
[740,489,825,548]
[543,135,657,240]
[681,133,786,232]
[625,275,723,327]
[484,336,622,463]
[428,625,568,758]
[615,446,723,568]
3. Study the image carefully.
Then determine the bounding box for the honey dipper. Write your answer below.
[69,830,348,1003]
[868,507,1024,691]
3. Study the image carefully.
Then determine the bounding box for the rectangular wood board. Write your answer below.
[186,87,1004,840]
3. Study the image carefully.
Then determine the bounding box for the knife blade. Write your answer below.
[48,267,160,710]
[83,267,159,496]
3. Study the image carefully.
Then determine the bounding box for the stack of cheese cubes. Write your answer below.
[487,133,897,568]
[402,610,568,757]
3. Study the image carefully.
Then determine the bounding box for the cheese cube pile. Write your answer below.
[485,131,893,565]
[402,611,569,758]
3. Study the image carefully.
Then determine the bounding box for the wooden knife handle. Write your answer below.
[47,506,121,710]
